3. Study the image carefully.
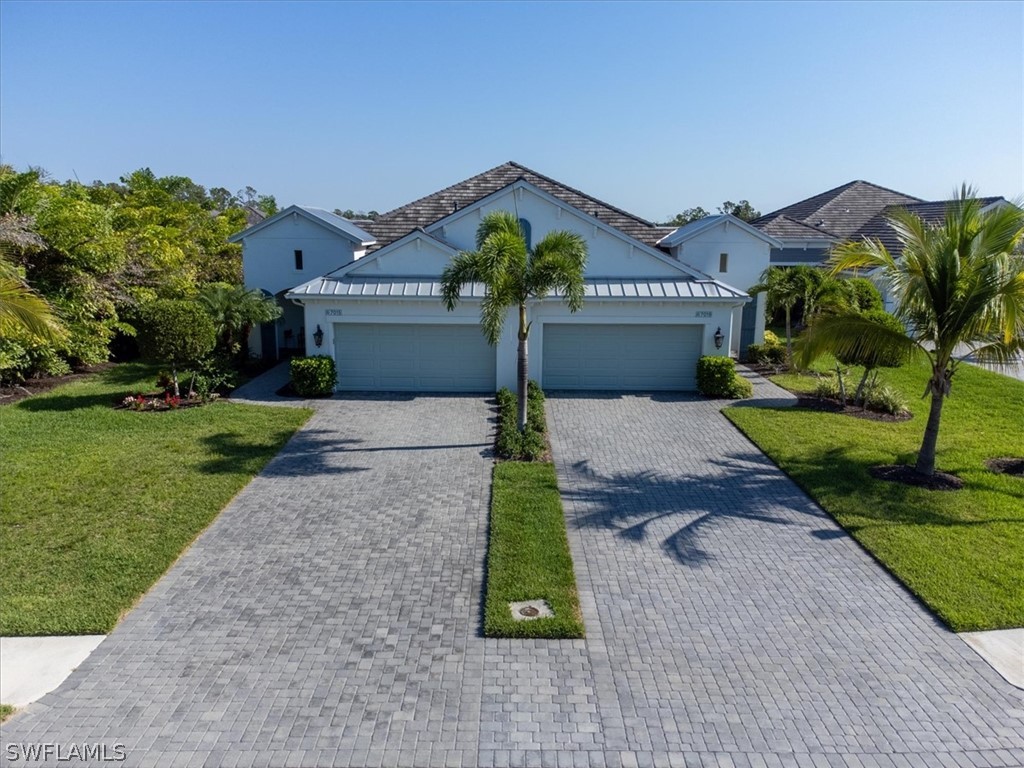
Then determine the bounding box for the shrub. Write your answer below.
[496,383,547,461]
[763,329,781,346]
[138,300,217,395]
[290,355,336,397]
[0,335,71,385]
[866,384,908,415]
[745,342,785,366]
[814,375,842,400]
[697,356,752,399]
[847,277,884,313]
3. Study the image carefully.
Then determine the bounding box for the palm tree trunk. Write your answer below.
[915,387,945,476]
[517,303,529,433]
[854,368,871,406]
[784,306,793,367]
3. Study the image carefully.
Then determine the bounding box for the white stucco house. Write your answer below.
[229,162,781,392]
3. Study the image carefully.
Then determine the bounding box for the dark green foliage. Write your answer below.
[744,342,786,366]
[847,277,884,312]
[496,383,547,461]
[696,356,753,399]
[484,462,585,639]
[833,310,909,370]
[290,355,336,397]
[190,352,239,397]
[138,300,216,371]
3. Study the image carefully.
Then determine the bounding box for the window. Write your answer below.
[719,253,728,273]
[294,250,303,271]
[518,218,532,250]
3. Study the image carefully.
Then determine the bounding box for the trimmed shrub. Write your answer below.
[696,356,752,399]
[745,342,785,366]
[763,329,782,346]
[290,355,336,397]
[847,277,884,313]
[496,383,547,461]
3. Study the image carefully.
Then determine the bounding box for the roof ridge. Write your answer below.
[753,181,862,223]
[373,162,518,221]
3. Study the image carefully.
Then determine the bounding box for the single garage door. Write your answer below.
[334,323,496,392]
[542,324,702,391]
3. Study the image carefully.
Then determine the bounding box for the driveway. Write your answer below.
[4,393,1023,767]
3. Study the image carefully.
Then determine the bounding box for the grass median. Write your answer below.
[0,363,312,635]
[725,359,1024,632]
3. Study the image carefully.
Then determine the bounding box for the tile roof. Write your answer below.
[755,214,838,240]
[360,162,666,251]
[753,180,922,240]
[854,197,1006,254]
[288,276,747,300]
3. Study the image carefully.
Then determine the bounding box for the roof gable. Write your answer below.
[228,205,376,245]
[361,161,666,251]
[657,214,783,249]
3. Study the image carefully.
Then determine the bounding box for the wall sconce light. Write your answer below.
[313,324,324,348]
[713,327,724,349]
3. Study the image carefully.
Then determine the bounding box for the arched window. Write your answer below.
[518,218,532,250]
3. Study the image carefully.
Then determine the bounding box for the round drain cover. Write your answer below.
[519,606,540,617]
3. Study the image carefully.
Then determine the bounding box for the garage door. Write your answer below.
[334,323,496,392]
[542,324,702,391]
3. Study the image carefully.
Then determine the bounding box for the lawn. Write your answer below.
[725,358,1024,632]
[0,364,312,635]
[484,461,585,638]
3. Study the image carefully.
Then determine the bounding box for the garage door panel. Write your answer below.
[335,323,496,392]
[542,324,701,391]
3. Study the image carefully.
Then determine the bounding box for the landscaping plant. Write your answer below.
[696,356,753,399]
[290,355,336,397]
[137,299,216,397]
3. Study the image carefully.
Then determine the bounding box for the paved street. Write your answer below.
[3,392,1022,767]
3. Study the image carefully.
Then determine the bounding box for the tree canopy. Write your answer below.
[663,199,760,226]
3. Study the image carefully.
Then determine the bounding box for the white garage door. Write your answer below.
[334,323,496,392]
[542,324,702,391]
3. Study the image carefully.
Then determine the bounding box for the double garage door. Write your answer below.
[542,324,701,391]
[334,323,496,392]
[333,322,702,392]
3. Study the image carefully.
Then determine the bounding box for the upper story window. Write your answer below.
[294,250,304,271]
[719,252,728,272]
[518,218,532,250]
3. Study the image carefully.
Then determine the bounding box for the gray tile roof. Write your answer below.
[854,197,1006,254]
[288,276,747,300]
[360,162,667,252]
[753,180,922,240]
[755,214,837,240]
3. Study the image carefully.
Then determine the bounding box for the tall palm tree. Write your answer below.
[802,187,1024,476]
[441,211,587,431]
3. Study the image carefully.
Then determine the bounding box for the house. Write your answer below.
[229,162,781,392]
[752,181,1010,309]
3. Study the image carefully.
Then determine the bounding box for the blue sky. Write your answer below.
[2,1,1021,221]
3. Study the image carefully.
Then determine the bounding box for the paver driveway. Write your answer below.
[4,392,1023,768]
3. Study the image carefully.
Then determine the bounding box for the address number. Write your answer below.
[325,309,344,316]
[695,311,713,318]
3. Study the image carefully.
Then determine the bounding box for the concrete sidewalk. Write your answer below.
[1,636,106,708]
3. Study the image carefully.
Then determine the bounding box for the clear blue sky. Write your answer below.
[2,1,1021,221]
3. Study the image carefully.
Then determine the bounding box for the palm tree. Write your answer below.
[748,266,809,364]
[802,187,1024,476]
[441,211,588,431]
[196,282,282,357]
[0,257,64,341]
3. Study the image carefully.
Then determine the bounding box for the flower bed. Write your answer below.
[115,391,218,411]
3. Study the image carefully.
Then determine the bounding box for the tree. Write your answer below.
[663,207,710,227]
[801,187,1024,476]
[718,200,760,221]
[197,282,282,357]
[334,209,380,221]
[138,299,216,396]
[441,211,587,431]
[828,309,909,405]
[748,266,811,364]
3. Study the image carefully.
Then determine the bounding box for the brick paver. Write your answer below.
[4,390,1022,767]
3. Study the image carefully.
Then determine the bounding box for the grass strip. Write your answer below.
[0,363,312,635]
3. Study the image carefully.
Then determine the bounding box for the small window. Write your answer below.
[518,218,532,250]
[294,250,304,271]
[719,253,728,273]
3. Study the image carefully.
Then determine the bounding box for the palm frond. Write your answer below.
[440,250,486,311]
[798,313,920,370]
[0,276,65,341]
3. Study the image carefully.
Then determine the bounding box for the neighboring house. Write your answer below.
[752,180,1010,310]
[230,162,780,392]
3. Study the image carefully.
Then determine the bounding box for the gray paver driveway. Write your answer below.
[4,391,1024,768]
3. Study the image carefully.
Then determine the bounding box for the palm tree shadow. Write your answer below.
[199,429,371,477]
[566,453,829,567]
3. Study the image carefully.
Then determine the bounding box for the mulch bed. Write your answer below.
[869,464,964,491]
[985,457,1024,477]
[0,363,116,406]
[794,395,912,423]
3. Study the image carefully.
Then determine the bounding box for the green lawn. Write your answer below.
[725,359,1024,632]
[0,364,312,635]
[484,462,584,638]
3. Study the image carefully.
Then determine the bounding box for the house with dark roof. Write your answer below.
[230,162,781,392]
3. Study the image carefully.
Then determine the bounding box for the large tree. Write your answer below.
[441,211,588,431]
[801,187,1024,476]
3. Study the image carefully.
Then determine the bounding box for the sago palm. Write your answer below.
[802,186,1024,476]
[441,210,587,431]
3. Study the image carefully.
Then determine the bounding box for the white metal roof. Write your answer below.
[287,277,747,301]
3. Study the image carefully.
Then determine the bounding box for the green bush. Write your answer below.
[847,277,884,313]
[138,300,217,371]
[763,329,782,346]
[496,383,547,461]
[696,356,752,399]
[866,384,908,415]
[290,355,336,397]
[745,342,785,366]
[0,335,71,386]
[814,375,842,400]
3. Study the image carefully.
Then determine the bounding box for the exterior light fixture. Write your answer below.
[713,327,724,349]
[313,324,324,348]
